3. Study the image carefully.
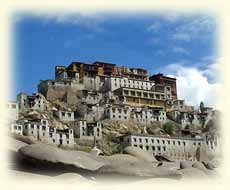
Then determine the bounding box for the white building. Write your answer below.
[75,120,102,140]
[83,104,104,122]
[22,119,74,147]
[104,104,131,120]
[104,104,166,123]
[10,122,23,135]
[6,101,19,122]
[169,99,194,112]
[167,110,209,128]
[54,110,75,122]
[103,76,155,92]
[81,90,102,105]
[17,92,47,112]
[119,134,205,161]
[131,107,167,123]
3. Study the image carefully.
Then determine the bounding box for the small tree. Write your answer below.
[163,122,174,135]
[200,101,205,113]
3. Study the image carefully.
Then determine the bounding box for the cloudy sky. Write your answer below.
[12,12,221,108]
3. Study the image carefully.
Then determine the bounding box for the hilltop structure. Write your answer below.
[7,60,220,161]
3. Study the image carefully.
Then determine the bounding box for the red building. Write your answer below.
[150,73,177,100]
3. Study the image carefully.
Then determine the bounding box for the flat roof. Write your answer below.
[119,133,204,141]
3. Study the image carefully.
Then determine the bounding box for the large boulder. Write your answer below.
[180,168,208,179]
[97,161,182,178]
[179,161,194,169]
[18,144,106,171]
[124,146,157,162]
[195,146,210,163]
[192,162,207,172]
[159,161,180,170]
[8,137,28,152]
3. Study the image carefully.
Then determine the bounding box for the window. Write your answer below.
[133,138,137,142]
[146,146,149,150]
[62,112,65,117]
[152,146,155,151]
[68,113,72,118]
[178,141,181,146]
[139,138,142,143]
[66,134,69,139]
[145,138,148,143]
[14,125,17,130]
[173,141,175,145]
[124,116,127,119]
[53,139,55,143]
[162,140,165,144]
[67,141,69,144]
[42,126,46,130]
[157,146,161,151]
[151,139,154,143]
[31,124,34,129]
[43,133,45,136]
[183,142,186,146]
[11,104,16,109]
[139,145,143,149]
[163,146,166,151]
[49,133,53,137]
[157,139,160,144]
[193,142,196,146]
[60,134,62,138]
[167,140,170,144]
[134,144,137,147]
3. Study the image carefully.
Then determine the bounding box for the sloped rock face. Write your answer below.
[16,143,218,180]
[17,144,182,179]
[97,161,182,178]
[18,144,106,171]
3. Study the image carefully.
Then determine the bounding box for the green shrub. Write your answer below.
[163,122,174,135]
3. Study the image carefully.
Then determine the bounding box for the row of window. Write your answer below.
[131,137,202,146]
[123,90,165,100]
[13,125,22,130]
[25,124,47,131]
[112,115,128,119]
[7,104,17,109]
[134,144,166,152]
[113,78,153,86]
[61,112,73,118]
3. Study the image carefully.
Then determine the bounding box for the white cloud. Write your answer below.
[30,12,106,32]
[171,16,215,42]
[171,33,191,42]
[172,47,190,55]
[163,63,222,109]
[147,22,161,32]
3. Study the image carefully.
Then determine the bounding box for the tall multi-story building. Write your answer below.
[113,85,172,109]
[150,73,177,100]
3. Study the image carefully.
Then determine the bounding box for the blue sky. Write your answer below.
[11,12,220,107]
